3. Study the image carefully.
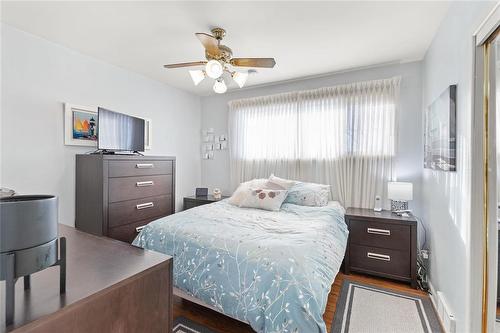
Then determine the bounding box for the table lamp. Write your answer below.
[388,181,413,212]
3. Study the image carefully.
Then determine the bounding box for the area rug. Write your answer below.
[332,279,442,333]
[173,316,216,333]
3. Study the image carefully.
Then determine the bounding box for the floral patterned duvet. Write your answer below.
[132,200,348,333]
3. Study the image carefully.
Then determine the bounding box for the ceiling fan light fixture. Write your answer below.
[232,71,248,88]
[205,60,223,79]
[189,70,205,86]
[213,78,227,94]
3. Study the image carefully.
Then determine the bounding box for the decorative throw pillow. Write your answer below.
[268,174,297,190]
[228,179,286,206]
[284,182,330,207]
[228,183,251,207]
[238,188,288,211]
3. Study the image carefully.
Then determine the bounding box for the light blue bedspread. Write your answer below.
[133,200,348,333]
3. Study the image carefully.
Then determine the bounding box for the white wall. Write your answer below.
[1,24,202,226]
[421,2,496,332]
[200,62,424,213]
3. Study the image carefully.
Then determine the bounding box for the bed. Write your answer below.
[132,199,348,333]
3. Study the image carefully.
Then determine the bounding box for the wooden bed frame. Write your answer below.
[173,287,248,324]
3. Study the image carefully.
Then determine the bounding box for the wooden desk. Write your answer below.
[7,224,172,333]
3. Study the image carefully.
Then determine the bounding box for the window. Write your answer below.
[228,77,400,209]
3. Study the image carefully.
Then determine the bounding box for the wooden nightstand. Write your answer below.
[183,195,229,210]
[344,207,417,288]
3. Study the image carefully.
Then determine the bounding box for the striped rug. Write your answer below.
[332,279,442,333]
[173,316,215,333]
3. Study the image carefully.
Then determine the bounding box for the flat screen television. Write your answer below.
[97,107,145,152]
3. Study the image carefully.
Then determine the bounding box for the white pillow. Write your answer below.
[240,178,287,190]
[284,182,330,207]
[241,178,269,188]
[239,188,288,211]
[228,183,250,206]
[268,174,297,190]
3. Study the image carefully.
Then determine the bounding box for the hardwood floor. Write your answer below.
[173,272,429,333]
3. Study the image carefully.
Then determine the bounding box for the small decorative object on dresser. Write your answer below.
[213,188,222,200]
[183,194,229,210]
[344,207,417,288]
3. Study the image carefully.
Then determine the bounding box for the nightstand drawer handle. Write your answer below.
[136,202,154,210]
[367,252,391,262]
[367,227,391,236]
[135,225,147,232]
[136,163,154,169]
[136,180,154,187]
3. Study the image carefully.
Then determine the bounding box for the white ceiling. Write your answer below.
[1,1,450,96]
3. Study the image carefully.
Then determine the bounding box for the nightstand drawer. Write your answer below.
[349,219,410,251]
[183,200,206,210]
[183,195,229,210]
[350,244,410,279]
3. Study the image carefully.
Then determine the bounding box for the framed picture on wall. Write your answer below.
[64,103,153,149]
[424,85,457,171]
[64,103,98,147]
[143,118,152,150]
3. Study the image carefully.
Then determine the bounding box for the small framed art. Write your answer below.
[64,103,98,147]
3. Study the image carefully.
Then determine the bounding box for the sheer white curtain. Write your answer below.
[228,77,400,208]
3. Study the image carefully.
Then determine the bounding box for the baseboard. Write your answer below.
[428,280,456,333]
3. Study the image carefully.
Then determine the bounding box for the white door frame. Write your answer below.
[472,3,500,333]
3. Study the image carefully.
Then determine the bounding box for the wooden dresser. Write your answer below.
[7,225,172,333]
[344,207,417,288]
[76,154,175,243]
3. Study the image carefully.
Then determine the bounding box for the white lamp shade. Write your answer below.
[387,182,413,201]
[213,79,227,94]
[205,60,223,79]
[189,70,205,86]
[232,71,248,88]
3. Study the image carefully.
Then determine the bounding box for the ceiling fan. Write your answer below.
[164,27,276,94]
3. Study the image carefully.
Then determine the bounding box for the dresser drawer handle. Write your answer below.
[136,202,154,210]
[136,181,154,187]
[367,227,391,236]
[136,163,154,169]
[367,252,391,262]
[135,225,147,232]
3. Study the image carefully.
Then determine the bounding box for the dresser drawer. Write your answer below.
[108,160,173,178]
[108,219,152,243]
[108,194,172,228]
[109,175,172,203]
[349,244,410,279]
[183,199,212,210]
[349,219,410,251]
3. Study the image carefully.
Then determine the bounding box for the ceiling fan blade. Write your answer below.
[195,33,221,56]
[230,58,276,68]
[163,61,207,69]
